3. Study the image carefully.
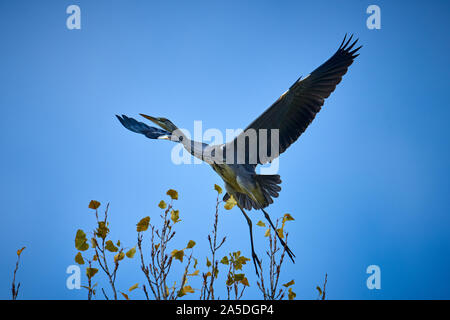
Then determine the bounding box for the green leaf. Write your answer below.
[166,189,178,200]
[220,256,229,265]
[214,184,223,194]
[171,249,184,262]
[186,240,196,249]
[136,216,150,232]
[75,229,89,251]
[95,221,109,239]
[88,200,101,210]
[75,252,84,265]
[126,247,136,258]
[234,273,245,281]
[105,240,118,252]
[86,267,98,280]
[283,280,295,287]
[158,200,167,209]
[256,221,266,227]
[129,283,139,292]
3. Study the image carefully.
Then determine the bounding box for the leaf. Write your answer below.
[220,256,229,265]
[86,267,98,280]
[158,200,167,209]
[193,258,198,269]
[75,252,84,265]
[277,228,284,239]
[121,292,130,300]
[224,195,237,210]
[17,247,26,256]
[283,280,295,287]
[95,221,109,239]
[136,216,150,232]
[88,200,101,210]
[283,213,295,222]
[316,286,322,295]
[129,283,139,292]
[256,221,266,227]
[75,229,89,251]
[234,273,245,282]
[186,240,196,249]
[183,285,195,294]
[188,270,200,276]
[241,277,250,287]
[171,249,184,262]
[166,189,178,200]
[91,238,97,248]
[171,209,180,224]
[105,240,119,252]
[206,257,212,267]
[114,252,125,263]
[264,228,271,237]
[214,184,223,194]
[126,247,136,258]
[93,254,98,261]
[288,287,296,300]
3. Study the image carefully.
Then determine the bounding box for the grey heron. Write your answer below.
[117,35,361,274]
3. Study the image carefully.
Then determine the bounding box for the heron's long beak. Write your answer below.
[157,135,171,140]
[140,114,160,126]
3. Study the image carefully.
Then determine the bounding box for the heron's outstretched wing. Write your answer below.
[224,35,361,166]
[116,115,171,139]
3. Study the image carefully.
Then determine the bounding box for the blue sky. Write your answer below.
[1,0,449,300]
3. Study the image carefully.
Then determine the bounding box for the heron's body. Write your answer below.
[116,35,361,274]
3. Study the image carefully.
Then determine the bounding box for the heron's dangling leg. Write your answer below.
[237,204,261,276]
[261,208,296,263]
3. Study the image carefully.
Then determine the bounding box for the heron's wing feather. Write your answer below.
[225,35,361,165]
[116,115,171,138]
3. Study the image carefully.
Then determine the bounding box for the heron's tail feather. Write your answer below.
[255,174,282,208]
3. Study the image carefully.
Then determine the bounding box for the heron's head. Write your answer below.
[140,114,185,142]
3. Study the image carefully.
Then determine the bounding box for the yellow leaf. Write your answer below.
[75,252,84,265]
[158,200,167,209]
[17,247,26,256]
[183,285,195,294]
[166,189,178,200]
[129,283,139,292]
[171,249,184,262]
[126,247,136,258]
[137,216,150,232]
[264,228,271,237]
[95,221,109,239]
[93,254,98,261]
[214,184,223,194]
[86,267,98,279]
[186,240,196,249]
[224,195,237,210]
[241,277,250,287]
[88,200,101,210]
[288,287,296,300]
[188,270,200,276]
[283,280,295,287]
[220,256,229,265]
[114,252,125,263]
[277,227,284,239]
[121,292,130,300]
[105,240,118,252]
[206,257,211,267]
[283,213,295,222]
[256,221,266,227]
[171,210,180,224]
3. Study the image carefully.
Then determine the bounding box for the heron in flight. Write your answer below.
[117,35,361,274]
